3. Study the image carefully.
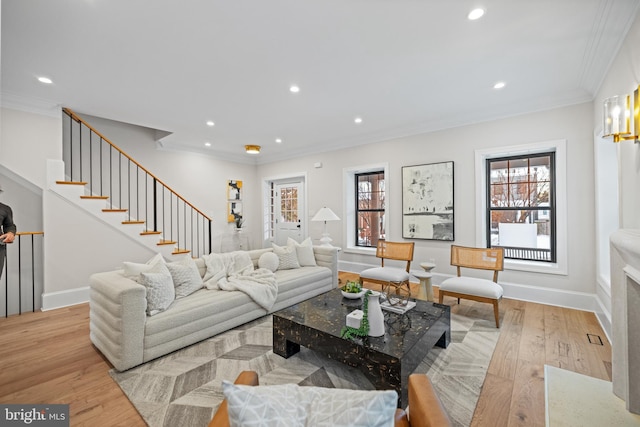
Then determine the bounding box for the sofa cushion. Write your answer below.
[272,242,300,270]
[166,256,203,298]
[222,381,397,427]
[288,237,317,267]
[258,252,279,272]
[123,253,167,283]
[140,272,175,316]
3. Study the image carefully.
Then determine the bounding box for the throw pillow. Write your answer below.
[306,386,397,427]
[123,253,166,283]
[258,252,279,272]
[166,256,203,298]
[287,237,317,267]
[222,382,306,427]
[140,272,175,316]
[272,242,300,270]
[222,381,397,427]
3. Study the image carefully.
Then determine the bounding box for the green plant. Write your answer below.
[341,280,362,293]
[340,290,371,339]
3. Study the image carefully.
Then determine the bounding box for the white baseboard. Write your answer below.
[42,287,89,311]
[339,260,600,314]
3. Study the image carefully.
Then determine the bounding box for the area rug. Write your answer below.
[110,311,500,427]
[544,365,640,427]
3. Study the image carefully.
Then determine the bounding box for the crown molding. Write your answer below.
[0,92,61,118]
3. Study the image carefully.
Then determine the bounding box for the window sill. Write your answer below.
[343,245,377,256]
[504,259,567,276]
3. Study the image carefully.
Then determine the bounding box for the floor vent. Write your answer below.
[587,334,604,345]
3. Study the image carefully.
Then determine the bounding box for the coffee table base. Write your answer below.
[273,312,450,407]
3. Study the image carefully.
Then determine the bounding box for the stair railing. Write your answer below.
[62,108,212,257]
[2,232,44,317]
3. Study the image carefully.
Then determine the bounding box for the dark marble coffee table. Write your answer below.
[272,288,451,407]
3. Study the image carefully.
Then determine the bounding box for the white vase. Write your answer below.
[367,291,385,337]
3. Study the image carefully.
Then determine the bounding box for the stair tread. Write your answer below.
[141,230,162,235]
[56,181,87,185]
[122,220,145,224]
[172,249,191,255]
[157,240,176,245]
[80,195,109,200]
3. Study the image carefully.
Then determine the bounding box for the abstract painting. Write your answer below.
[402,161,454,240]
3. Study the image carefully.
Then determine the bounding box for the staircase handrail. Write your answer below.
[62,107,211,221]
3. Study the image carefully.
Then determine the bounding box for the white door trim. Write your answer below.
[261,172,308,248]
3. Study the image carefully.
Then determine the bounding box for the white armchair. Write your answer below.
[438,245,504,327]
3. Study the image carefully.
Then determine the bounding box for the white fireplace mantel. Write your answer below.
[610,229,640,414]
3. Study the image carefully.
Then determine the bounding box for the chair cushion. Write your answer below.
[222,381,397,427]
[439,276,503,299]
[360,267,410,283]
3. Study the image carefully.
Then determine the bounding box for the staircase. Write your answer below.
[56,108,212,258]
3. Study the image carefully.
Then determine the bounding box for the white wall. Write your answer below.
[593,12,640,339]
[594,16,640,230]
[77,113,260,249]
[258,103,597,303]
[0,107,62,188]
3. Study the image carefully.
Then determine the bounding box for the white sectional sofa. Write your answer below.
[89,246,339,371]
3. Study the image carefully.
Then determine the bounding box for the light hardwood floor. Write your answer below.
[0,272,611,427]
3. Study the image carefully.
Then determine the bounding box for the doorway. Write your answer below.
[263,175,307,247]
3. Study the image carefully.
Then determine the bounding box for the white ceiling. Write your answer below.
[2,0,639,164]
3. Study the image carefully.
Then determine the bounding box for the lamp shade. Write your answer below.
[312,207,340,222]
[603,95,630,137]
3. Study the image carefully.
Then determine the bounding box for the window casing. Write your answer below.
[355,171,385,248]
[486,152,556,263]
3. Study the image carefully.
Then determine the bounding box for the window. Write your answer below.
[486,152,556,262]
[355,171,385,248]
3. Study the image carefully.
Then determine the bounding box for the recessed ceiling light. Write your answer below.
[289,85,300,93]
[204,142,211,147]
[354,117,363,124]
[468,8,485,20]
[493,81,506,89]
[37,76,53,84]
[206,121,215,127]
[275,138,282,143]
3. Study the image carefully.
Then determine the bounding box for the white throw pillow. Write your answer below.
[223,382,304,426]
[123,253,166,283]
[272,242,300,270]
[140,272,175,316]
[222,381,397,427]
[258,252,279,272]
[166,256,203,298]
[287,237,317,267]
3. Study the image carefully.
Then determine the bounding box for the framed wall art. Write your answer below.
[402,161,454,240]
[227,201,243,223]
[227,180,242,201]
[227,180,243,223]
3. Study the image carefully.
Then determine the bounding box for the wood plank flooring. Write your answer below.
[0,272,611,426]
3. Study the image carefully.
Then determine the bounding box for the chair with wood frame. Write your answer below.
[208,371,452,427]
[438,245,504,327]
[359,240,415,305]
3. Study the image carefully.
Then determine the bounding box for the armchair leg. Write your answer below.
[492,300,500,328]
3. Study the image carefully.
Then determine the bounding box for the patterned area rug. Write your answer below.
[110,311,500,427]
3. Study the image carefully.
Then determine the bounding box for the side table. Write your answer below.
[415,261,436,302]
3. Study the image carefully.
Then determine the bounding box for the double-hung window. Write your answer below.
[486,152,556,262]
[356,171,385,248]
